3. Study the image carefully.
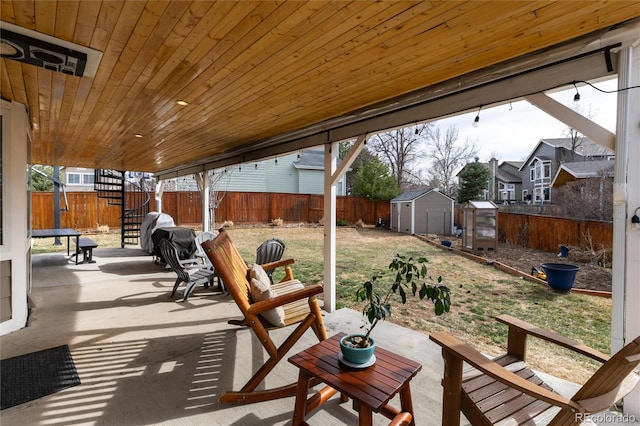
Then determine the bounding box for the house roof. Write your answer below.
[519,138,614,170]
[293,149,324,170]
[495,168,522,183]
[502,161,524,169]
[1,2,638,178]
[551,160,615,187]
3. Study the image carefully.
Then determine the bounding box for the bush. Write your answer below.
[337,219,348,226]
[271,218,283,227]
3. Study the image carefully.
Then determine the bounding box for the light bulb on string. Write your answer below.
[573,82,580,102]
[473,106,482,128]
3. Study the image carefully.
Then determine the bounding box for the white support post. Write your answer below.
[155,180,165,212]
[615,45,640,417]
[322,135,368,312]
[202,171,211,232]
[323,143,338,312]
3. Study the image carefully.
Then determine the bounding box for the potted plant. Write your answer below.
[339,254,451,366]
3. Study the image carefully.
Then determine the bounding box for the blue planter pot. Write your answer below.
[541,262,580,292]
[339,334,376,365]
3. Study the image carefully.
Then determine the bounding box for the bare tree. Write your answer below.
[207,167,238,227]
[553,171,613,221]
[367,124,430,191]
[424,124,477,197]
[561,103,607,161]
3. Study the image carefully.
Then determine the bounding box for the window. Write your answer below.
[530,168,535,181]
[522,189,529,202]
[67,172,94,185]
[83,174,94,185]
[544,163,551,178]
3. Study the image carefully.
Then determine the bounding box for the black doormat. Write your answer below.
[1,345,80,410]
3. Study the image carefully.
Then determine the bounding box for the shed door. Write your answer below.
[400,203,412,234]
[426,210,447,234]
[390,203,399,231]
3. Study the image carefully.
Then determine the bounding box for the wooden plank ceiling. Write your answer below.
[1,1,639,175]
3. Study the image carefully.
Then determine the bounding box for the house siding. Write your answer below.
[298,169,323,194]
[266,153,298,194]
[212,164,267,192]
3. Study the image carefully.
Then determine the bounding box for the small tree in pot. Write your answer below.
[342,254,451,353]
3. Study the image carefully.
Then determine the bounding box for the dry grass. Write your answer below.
[32,224,610,384]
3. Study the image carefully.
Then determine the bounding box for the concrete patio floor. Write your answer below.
[0,247,634,425]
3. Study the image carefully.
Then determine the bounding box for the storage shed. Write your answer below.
[390,189,454,235]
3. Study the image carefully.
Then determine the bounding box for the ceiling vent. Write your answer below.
[0,22,102,77]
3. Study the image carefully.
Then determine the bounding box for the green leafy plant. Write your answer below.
[353,254,451,346]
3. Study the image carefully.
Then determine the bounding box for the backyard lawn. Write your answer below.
[32,224,611,384]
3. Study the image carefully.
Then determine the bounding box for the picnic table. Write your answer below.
[31,228,98,264]
[31,228,80,256]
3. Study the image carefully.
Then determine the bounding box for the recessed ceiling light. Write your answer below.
[176,100,188,106]
[134,134,143,138]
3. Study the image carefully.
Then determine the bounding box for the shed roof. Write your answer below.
[551,160,615,187]
[391,189,453,202]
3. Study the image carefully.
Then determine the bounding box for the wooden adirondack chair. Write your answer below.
[201,229,328,404]
[430,314,640,426]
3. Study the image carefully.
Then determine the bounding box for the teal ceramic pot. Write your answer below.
[339,334,376,365]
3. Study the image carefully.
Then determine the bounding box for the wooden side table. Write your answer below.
[289,333,422,425]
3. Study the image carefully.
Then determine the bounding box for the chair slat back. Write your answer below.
[202,230,251,312]
[256,238,285,282]
[572,336,640,406]
[195,231,216,267]
[160,239,190,282]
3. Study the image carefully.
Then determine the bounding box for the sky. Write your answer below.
[428,78,619,163]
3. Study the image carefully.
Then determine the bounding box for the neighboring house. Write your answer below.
[457,159,523,204]
[63,166,95,192]
[519,138,613,204]
[390,189,454,235]
[486,159,523,203]
[61,168,155,192]
[208,148,347,195]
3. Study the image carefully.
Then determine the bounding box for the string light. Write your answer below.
[573,82,580,102]
[473,106,482,128]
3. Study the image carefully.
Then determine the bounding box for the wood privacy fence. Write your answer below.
[32,192,612,253]
[498,212,612,252]
[453,207,612,251]
[31,192,390,230]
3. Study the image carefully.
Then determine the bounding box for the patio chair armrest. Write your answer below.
[247,284,323,315]
[258,258,295,270]
[496,314,609,363]
[429,331,583,413]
